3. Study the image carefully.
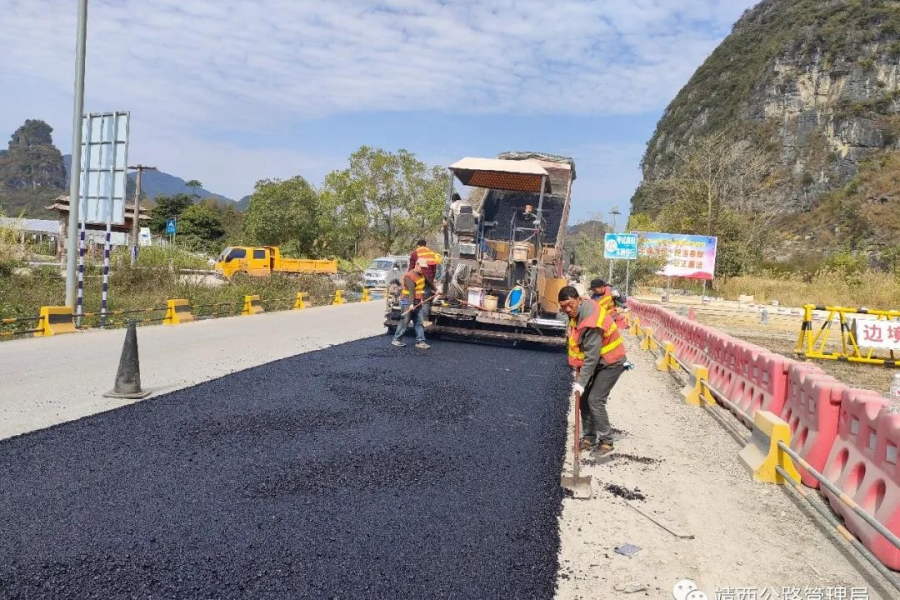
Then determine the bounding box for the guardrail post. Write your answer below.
[681,365,715,406]
[629,316,641,337]
[656,341,679,372]
[242,295,264,316]
[35,306,75,336]
[294,292,308,310]
[738,411,799,485]
[640,326,657,351]
[164,299,194,325]
[361,288,370,303]
[332,290,345,305]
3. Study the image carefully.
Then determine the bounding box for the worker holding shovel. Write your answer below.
[391,258,437,350]
[558,286,628,456]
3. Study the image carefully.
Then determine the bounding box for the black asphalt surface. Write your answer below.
[0,336,571,599]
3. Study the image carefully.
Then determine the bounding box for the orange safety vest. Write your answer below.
[415,247,442,267]
[567,298,625,369]
[401,270,426,301]
[593,285,619,318]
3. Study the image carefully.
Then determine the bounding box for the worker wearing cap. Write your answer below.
[409,239,442,323]
[392,258,432,350]
[590,278,626,315]
[559,285,627,456]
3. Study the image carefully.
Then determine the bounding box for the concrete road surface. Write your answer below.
[0,302,385,440]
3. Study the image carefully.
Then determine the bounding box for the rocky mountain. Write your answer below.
[62,155,234,205]
[0,118,245,218]
[634,0,900,221]
[0,120,68,217]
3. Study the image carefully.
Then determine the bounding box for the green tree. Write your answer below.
[643,132,786,278]
[177,203,226,251]
[148,193,192,234]
[184,179,203,198]
[321,146,448,255]
[243,176,330,256]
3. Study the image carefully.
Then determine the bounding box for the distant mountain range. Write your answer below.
[62,155,237,205]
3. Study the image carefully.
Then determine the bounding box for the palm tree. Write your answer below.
[185,179,203,199]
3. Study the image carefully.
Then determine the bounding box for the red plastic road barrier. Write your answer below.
[731,351,791,420]
[725,342,769,425]
[708,332,736,392]
[822,390,900,569]
[780,366,845,489]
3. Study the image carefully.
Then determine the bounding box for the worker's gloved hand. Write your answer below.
[572,383,585,396]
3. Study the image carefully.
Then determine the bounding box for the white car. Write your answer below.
[362,256,409,288]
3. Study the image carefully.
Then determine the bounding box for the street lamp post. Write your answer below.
[65,0,90,308]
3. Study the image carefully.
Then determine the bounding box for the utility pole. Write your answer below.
[128,165,156,264]
[608,207,621,284]
[65,0,90,308]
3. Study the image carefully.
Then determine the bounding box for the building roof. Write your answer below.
[0,217,60,235]
[46,195,150,222]
[448,158,551,194]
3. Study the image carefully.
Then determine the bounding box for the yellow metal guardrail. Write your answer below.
[794,304,900,368]
[1,288,366,340]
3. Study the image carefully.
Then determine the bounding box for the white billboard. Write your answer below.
[78,112,130,226]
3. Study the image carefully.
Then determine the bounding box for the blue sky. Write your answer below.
[0,0,758,223]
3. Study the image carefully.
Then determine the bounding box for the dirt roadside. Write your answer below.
[554,338,893,600]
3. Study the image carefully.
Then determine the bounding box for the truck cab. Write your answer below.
[215,246,275,278]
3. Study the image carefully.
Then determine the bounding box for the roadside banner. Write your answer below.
[638,233,718,280]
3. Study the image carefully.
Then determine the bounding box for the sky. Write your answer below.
[0,0,759,223]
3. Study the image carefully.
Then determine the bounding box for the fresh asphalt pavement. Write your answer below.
[0,335,572,599]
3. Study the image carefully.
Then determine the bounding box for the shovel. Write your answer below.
[399,294,439,318]
[561,390,592,498]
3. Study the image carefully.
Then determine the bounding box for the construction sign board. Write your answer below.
[638,233,718,280]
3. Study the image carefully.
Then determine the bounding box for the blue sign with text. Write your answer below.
[603,233,638,260]
[165,218,177,235]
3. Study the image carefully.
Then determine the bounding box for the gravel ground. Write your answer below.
[555,338,894,600]
[693,314,895,393]
[0,336,571,599]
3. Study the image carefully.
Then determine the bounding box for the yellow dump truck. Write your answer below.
[214,246,338,278]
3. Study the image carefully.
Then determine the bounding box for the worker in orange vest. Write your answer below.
[409,239,442,323]
[589,277,627,324]
[392,258,432,350]
[559,286,628,456]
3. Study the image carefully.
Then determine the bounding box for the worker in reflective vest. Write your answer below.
[392,258,432,350]
[589,277,627,325]
[559,285,628,456]
[409,239,443,323]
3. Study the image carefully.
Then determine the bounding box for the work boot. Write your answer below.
[415,341,431,350]
[579,438,596,451]
[594,442,615,457]
[391,340,406,347]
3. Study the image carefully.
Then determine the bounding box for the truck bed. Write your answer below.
[278,258,338,274]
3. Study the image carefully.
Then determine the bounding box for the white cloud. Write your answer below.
[0,0,758,198]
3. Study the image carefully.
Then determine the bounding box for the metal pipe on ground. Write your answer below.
[775,465,900,595]
[777,441,900,553]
